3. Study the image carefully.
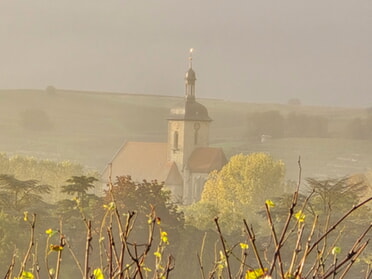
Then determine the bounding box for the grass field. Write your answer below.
[1,88,371,181]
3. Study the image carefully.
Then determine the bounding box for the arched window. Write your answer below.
[194,130,199,145]
[173,131,179,150]
[194,122,200,145]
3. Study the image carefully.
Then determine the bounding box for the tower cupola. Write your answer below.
[169,48,211,122]
[185,48,196,100]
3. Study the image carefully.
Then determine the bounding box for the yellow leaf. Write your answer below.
[240,242,249,250]
[161,231,169,244]
[50,244,64,251]
[294,210,306,223]
[48,268,55,275]
[23,211,28,221]
[332,246,341,255]
[156,263,164,270]
[19,271,34,279]
[219,250,224,259]
[265,200,275,208]
[93,268,104,279]
[45,228,57,238]
[143,266,152,272]
[154,251,162,258]
[245,268,267,279]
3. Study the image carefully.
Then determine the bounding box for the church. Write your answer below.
[103,53,227,204]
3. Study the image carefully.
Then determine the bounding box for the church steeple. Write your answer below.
[185,48,196,100]
[167,49,213,203]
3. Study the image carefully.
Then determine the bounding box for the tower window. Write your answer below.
[194,122,200,145]
[173,131,179,150]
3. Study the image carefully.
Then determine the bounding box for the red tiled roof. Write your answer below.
[103,142,177,183]
[103,143,227,184]
[187,147,227,173]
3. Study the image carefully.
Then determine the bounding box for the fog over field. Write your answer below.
[1,0,371,107]
[1,3,372,278]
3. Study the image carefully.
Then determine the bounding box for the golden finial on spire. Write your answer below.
[189,48,194,68]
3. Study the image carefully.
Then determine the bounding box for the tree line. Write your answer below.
[246,111,329,139]
[246,110,372,140]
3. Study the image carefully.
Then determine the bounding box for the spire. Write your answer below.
[185,48,196,101]
[189,48,193,68]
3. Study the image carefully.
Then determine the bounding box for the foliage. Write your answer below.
[55,176,101,268]
[0,210,26,264]
[0,174,51,212]
[1,170,371,278]
[183,201,219,231]
[0,153,88,203]
[104,175,184,234]
[61,175,99,208]
[304,177,371,245]
[193,153,285,233]
[2,177,176,279]
[246,111,328,139]
[61,175,98,197]
[344,116,372,139]
[285,112,328,138]
[45,85,56,95]
[246,110,285,138]
[196,176,372,279]
[305,176,368,216]
[0,154,370,279]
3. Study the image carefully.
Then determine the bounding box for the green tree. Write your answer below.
[0,154,87,203]
[246,110,285,138]
[183,201,219,231]
[189,153,285,233]
[0,174,51,212]
[285,112,328,137]
[305,176,370,226]
[0,175,54,267]
[61,175,98,206]
[0,210,28,265]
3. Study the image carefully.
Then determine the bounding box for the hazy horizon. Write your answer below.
[1,1,371,107]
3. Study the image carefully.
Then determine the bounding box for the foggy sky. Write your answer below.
[1,0,371,107]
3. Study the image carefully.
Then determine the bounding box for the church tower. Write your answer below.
[167,49,212,202]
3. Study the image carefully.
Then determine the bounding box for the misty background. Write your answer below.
[1,0,371,107]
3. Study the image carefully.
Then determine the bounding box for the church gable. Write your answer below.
[165,162,183,185]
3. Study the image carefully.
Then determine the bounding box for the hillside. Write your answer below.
[1,88,371,181]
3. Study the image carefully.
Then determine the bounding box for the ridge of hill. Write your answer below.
[1,88,371,180]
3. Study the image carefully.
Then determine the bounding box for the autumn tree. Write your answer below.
[104,176,184,238]
[186,153,285,233]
